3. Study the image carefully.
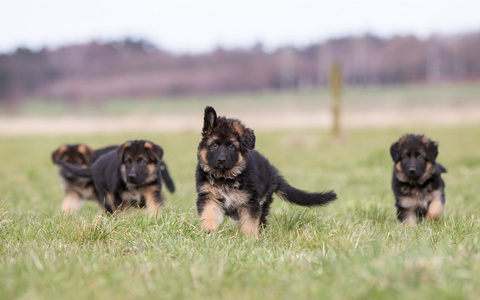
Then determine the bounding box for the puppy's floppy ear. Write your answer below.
[52,145,67,163]
[241,128,256,150]
[77,144,94,165]
[117,141,131,162]
[390,141,400,162]
[423,138,438,162]
[144,141,164,162]
[202,106,217,136]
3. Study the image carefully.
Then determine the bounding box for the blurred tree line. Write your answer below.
[0,32,479,103]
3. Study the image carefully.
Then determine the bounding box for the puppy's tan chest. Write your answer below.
[76,186,96,199]
[398,196,429,210]
[122,189,142,202]
[203,182,249,208]
[398,189,442,209]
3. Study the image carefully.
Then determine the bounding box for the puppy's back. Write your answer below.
[89,150,121,188]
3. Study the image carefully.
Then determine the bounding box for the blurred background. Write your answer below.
[1,0,479,134]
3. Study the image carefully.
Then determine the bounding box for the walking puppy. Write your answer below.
[60,140,167,214]
[52,144,117,213]
[390,134,447,224]
[195,106,337,236]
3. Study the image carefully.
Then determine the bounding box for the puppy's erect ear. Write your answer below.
[144,141,164,162]
[390,141,400,162]
[423,138,438,162]
[77,144,94,165]
[52,145,67,163]
[241,128,256,150]
[202,106,217,136]
[117,141,131,162]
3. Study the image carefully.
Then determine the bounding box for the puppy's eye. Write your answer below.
[210,142,219,149]
[227,144,235,150]
[138,158,147,165]
[125,158,132,164]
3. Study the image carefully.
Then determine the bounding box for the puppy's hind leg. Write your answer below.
[97,191,115,215]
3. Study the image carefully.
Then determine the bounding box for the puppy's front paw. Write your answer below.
[202,219,219,233]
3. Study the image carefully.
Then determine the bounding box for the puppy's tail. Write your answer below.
[159,161,175,193]
[59,161,92,178]
[275,177,337,207]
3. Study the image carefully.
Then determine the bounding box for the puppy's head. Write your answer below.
[118,140,163,185]
[198,106,255,177]
[51,144,94,181]
[390,134,438,181]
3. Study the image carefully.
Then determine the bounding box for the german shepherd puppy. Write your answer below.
[52,144,117,213]
[390,134,447,224]
[195,106,337,236]
[60,140,168,214]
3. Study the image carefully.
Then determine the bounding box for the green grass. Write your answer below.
[1,126,480,299]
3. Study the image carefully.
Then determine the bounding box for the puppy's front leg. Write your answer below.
[143,185,164,214]
[426,192,444,221]
[197,196,224,233]
[61,192,83,214]
[238,206,260,237]
[397,207,417,225]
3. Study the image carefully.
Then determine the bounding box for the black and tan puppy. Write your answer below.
[390,134,447,224]
[195,106,337,236]
[60,140,167,214]
[52,144,117,213]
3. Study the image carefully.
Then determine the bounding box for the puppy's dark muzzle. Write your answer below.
[408,166,420,178]
[215,154,227,169]
[127,173,139,183]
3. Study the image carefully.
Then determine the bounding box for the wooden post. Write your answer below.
[330,62,342,140]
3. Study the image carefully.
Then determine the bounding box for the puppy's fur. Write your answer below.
[52,144,117,213]
[390,134,447,224]
[195,106,337,236]
[60,140,167,214]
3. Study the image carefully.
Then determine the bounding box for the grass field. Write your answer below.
[1,124,480,299]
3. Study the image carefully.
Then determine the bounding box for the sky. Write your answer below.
[2,0,480,54]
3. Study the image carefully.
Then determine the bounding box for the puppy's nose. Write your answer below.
[217,155,226,165]
[408,167,416,174]
[128,173,137,181]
